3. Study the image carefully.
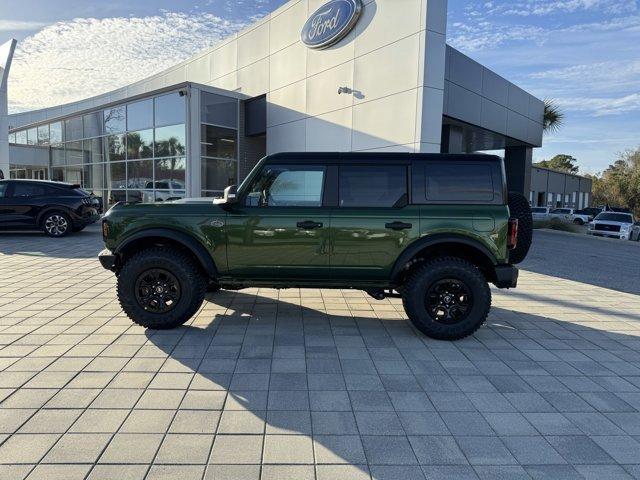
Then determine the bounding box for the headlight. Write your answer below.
[621,225,631,231]
[588,223,594,230]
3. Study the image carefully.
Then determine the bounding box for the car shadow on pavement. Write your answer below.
[140,289,640,475]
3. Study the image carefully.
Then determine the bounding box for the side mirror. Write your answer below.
[223,185,238,204]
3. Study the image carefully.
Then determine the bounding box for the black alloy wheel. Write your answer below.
[426,279,473,324]
[134,269,182,313]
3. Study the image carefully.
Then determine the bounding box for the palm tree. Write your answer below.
[543,99,564,133]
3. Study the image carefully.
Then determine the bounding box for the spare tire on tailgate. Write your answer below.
[507,191,533,264]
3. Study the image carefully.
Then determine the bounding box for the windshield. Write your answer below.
[531,208,547,213]
[595,213,633,223]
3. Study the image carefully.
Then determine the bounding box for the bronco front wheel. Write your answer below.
[117,247,206,329]
[402,257,491,341]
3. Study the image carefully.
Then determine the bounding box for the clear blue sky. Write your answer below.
[1,0,638,173]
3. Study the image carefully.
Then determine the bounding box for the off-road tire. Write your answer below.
[41,211,71,238]
[117,247,206,329]
[507,191,533,264]
[402,257,491,341]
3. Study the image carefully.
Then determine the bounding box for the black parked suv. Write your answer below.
[0,180,101,237]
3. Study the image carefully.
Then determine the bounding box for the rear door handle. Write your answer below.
[297,220,323,230]
[385,221,412,231]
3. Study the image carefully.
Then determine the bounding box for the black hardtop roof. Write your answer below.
[263,152,502,165]
[0,179,80,188]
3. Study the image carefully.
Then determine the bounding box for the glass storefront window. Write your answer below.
[155,157,186,191]
[9,132,16,144]
[127,160,154,190]
[107,162,127,189]
[202,158,237,193]
[201,125,236,159]
[154,125,186,158]
[65,117,83,141]
[104,106,126,134]
[51,145,65,166]
[105,134,126,162]
[108,189,127,205]
[65,141,83,165]
[127,130,154,160]
[127,99,153,131]
[15,130,27,145]
[201,92,238,128]
[84,137,104,163]
[37,125,50,146]
[154,92,185,127]
[83,163,105,191]
[65,165,83,185]
[51,168,65,182]
[50,122,63,144]
[26,128,37,145]
[83,112,103,138]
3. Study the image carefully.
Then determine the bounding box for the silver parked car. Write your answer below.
[588,212,639,241]
[531,207,551,221]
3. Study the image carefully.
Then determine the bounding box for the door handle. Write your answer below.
[385,221,412,231]
[297,220,323,230]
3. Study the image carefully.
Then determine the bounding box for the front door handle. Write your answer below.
[297,220,323,230]
[385,221,412,231]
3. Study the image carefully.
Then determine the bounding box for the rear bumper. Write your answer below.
[98,249,116,271]
[494,264,518,289]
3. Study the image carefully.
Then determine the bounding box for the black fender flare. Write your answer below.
[390,234,498,284]
[115,228,218,278]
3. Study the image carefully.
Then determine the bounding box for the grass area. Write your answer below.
[533,218,586,234]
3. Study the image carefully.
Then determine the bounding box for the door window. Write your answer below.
[339,165,407,208]
[245,165,325,207]
[0,183,7,198]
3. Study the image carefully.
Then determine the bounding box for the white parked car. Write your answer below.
[549,208,591,225]
[587,212,639,241]
[531,207,551,221]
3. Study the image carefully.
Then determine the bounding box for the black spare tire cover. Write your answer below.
[507,191,533,264]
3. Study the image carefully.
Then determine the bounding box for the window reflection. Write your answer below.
[108,162,127,189]
[65,141,83,165]
[201,92,237,128]
[202,158,237,193]
[154,92,185,127]
[105,134,126,162]
[50,123,63,144]
[155,157,186,187]
[37,125,50,146]
[127,99,153,131]
[127,160,153,190]
[154,125,186,157]
[127,130,153,159]
[104,106,126,134]
[83,112,103,138]
[26,128,37,145]
[65,117,83,141]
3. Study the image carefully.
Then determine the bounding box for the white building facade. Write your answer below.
[4,0,544,205]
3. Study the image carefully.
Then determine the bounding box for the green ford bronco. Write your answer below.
[99,153,532,340]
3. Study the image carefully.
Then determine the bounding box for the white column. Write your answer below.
[0,40,17,180]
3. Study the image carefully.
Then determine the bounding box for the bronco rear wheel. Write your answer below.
[402,257,491,340]
[117,247,206,329]
[507,191,533,264]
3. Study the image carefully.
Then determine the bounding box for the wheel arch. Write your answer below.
[36,206,73,226]
[390,234,499,285]
[115,228,218,279]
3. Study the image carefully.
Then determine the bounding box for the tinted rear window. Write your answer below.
[339,165,407,208]
[425,162,495,202]
[595,213,633,223]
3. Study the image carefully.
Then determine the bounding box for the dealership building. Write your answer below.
[2,0,548,206]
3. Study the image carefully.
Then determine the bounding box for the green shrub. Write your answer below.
[533,218,585,233]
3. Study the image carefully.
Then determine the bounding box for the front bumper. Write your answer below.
[587,231,629,240]
[494,264,518,289]
[98,249,116,271]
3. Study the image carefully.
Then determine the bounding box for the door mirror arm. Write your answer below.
[223,185,238,204]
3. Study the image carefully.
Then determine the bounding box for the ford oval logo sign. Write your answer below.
[301,0,363,50]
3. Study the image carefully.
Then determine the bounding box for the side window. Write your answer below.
[339,165,407,208]
[245,165,325,207]
[10,183,47,198]
[425,162,495,202]
[0,183,7,198]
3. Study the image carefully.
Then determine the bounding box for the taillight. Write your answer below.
[508,218,518,250]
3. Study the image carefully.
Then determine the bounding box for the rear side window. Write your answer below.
[0,183,7,198]
[11,183,48,197]
[339,165,407,208]
[425,162,495,202]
